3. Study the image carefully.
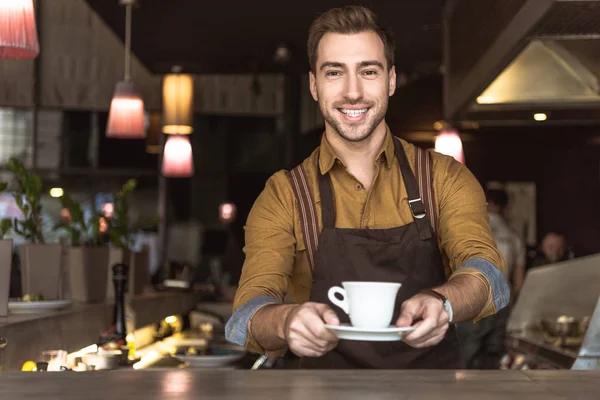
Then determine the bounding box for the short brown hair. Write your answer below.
[307,5,395,73]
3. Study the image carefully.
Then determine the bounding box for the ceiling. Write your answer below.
[85,0,443,75]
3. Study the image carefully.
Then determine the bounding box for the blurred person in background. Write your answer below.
[457,186,525,369]
[530,231,571,268]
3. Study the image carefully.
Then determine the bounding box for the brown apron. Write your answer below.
[286,137,462,369]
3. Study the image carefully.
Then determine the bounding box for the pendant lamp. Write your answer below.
[162,135,194,177]
[219,202,237,224]
[106,0,145,139]
[434,128,465,165]
[0,0,39,59]
[162,67,194,134]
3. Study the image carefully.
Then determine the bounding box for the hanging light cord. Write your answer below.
[124,2,132,81]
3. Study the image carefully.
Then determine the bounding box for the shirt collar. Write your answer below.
[318,126,395,175]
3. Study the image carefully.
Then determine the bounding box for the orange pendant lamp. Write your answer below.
[434,128,465,165]
[162,68,194,135]
[162,135,194,177]
[0,0,39,59]
[106,0,145,139]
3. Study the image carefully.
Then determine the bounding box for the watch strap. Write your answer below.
[418,288,447,303]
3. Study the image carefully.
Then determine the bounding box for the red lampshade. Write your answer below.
[162,135,194,177]
[106,80,146,139]
[434,129,465,164]
[0,0,39,59]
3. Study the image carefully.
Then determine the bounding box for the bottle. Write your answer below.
[98,263,129,346]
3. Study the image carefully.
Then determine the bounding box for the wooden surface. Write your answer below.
[1,370,599,399]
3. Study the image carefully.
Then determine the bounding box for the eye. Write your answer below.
[325,70,342,77]
[362,70,379,77]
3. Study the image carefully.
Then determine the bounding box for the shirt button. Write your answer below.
[335,160,342,165]
[355,184,362,190]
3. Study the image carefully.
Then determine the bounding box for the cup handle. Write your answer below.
[327,286,349,314]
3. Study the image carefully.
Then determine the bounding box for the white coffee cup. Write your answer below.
[327,281,401,329]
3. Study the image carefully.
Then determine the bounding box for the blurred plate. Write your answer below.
[176,348,245,369]
[170,340,245,369]
[8,300,73,314]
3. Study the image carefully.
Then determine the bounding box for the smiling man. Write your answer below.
[226,5,509,369]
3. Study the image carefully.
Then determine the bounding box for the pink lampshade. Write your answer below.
[434,129,465,164]
[162,135,194,177]
[0,0,39,59]
[219,202,237,224]
[106,80,146,138]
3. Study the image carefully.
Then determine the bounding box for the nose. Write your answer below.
[342,73,364,102]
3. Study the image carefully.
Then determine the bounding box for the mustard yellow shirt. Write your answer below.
[229,129,507,354]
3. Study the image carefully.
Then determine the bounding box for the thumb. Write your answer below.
[315,303,340,326]
[396,301,417,327]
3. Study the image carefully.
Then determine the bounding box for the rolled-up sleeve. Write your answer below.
[225,296,280,348]
[432,152,509,321]
[226,170,296,354]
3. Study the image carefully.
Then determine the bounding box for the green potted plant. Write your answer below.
[0,181,13,317]
[7,158,63,301]
[106,179,155,297]
[55,192,111,303]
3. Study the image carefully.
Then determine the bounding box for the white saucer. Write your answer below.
[8,299,73,314]
[324,323,415,341]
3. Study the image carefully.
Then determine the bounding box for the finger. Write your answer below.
[408,332,446,349]
[290,342,327,358]
[395,298,421,327]
[304,311,339,343]
[402,298,443,341]
[314,303,340,326]
[395,312,413,328]
[288,318,334,351]
[404,323,449,347]
[289,330,338,356]
[294,306,338,344]
[403,313,437,342]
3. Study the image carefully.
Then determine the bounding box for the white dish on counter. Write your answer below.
[8,299,73,314]
[170,338,245,369]
[176,350,245,369]
[325,323,415,341]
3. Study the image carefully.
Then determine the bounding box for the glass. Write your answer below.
[39,349,67,372]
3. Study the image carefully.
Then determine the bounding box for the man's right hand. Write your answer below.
[283,302,340,357]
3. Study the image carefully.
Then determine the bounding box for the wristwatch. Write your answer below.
[419,288,453,324]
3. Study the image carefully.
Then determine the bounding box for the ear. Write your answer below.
[388,66,397,97]
[309,71,318,101]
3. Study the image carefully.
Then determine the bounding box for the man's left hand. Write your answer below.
[395,293,450,348]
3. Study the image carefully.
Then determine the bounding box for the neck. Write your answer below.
[325,121,387,170]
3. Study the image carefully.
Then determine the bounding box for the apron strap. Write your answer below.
[317,170,336,230]
[288,165,319,271]
[393,137,433,240]
[289,139,437,268]
[415,147,437,234]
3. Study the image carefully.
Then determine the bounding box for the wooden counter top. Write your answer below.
[0,290,197,371]
[2,370,598,399]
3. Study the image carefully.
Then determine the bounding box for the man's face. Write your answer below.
[310,31,396,142]
[541,233,567,263]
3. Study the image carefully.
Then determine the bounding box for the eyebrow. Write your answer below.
[319,60,385,71]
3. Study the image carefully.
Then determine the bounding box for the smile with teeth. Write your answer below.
[339,108,368,117]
